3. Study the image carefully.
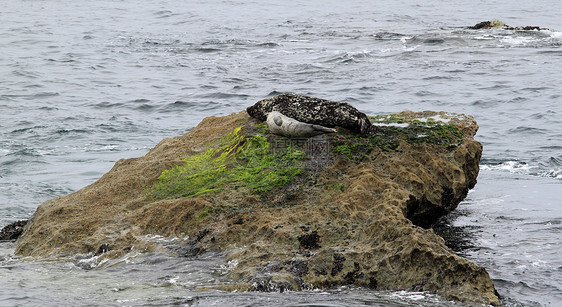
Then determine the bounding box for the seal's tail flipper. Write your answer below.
[311,125,337,133]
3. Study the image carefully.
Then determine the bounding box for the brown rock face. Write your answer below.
[15,107,499,305]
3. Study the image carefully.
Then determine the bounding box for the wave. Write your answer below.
[93,101,125,109]
[3,147,43,158]
[480,160,562,180]
[159,96,237,113]
[116,36,282,56]
[372,31,412,40]
[320,48,410,63]
[403,27,562,50]
[55,129,91,135]
[507,126,549,135]
[9,125,47,134]
[309,27,562,65]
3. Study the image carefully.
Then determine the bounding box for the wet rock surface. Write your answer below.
[15,97,499,305]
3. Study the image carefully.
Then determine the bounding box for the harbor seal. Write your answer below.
[247,94,374,135]
[267,111,337,137]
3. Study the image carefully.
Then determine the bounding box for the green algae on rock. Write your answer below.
[149,126,304,199]
[332,111,467,162]
[369,112,465,147]
[15,106,499,305]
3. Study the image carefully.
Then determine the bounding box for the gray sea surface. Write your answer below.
[1,0,561,306]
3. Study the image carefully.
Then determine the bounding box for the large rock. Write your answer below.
[469,19,548,31]
[15,97,499,305]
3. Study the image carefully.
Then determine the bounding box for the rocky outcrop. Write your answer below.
[15,97,499,305]
[469,19,548,31]
[0,220,28,241]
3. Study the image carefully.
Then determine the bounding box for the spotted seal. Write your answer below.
[247,94,374,135]
[267,111,337,137]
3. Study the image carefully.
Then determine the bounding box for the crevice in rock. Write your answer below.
[405,195,447,229]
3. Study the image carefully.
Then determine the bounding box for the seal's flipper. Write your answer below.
[311,125,337,133]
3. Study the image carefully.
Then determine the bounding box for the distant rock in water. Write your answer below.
[15,97,499,305]
[0,220,28,241]
[247,93,375,135]
[469,19,548,31]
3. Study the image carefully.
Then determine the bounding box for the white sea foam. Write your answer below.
[499,36,534,47]
[403,45,420,52]
[74,253,102,270]
[224,259,239,270]
[388,290,442,303]
[399,36,414,43]
[165,276,179,285]
[498,29,561,47]
[539,168,562,180]
[481,161,562,180]
[543,29,562,39]
[474,35,494,40]
[480,161,532,173]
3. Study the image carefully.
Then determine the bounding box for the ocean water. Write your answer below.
[1,0,561,306]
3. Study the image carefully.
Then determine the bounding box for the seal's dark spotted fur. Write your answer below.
[247,94,374,135]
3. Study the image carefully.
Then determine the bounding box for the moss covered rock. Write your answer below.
[15,108,499,305]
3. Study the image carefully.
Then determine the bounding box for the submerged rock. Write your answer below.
[15,96,499,305]
[0,220,28,241]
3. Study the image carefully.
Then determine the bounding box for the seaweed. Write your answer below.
[149,126,304,199]
[333,114,464,162]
